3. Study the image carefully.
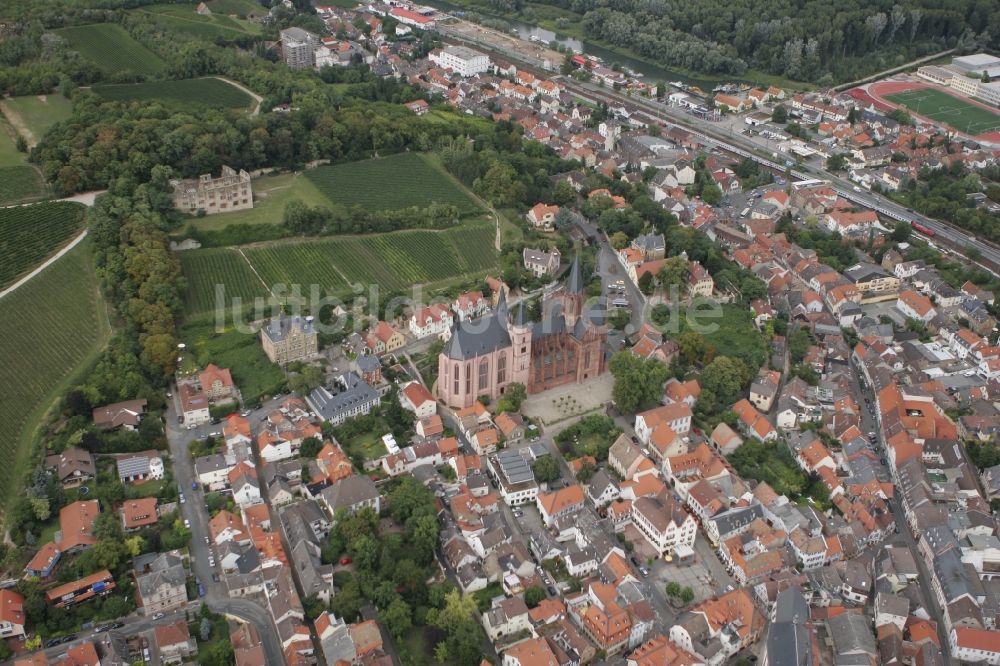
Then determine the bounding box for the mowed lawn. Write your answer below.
[94,78,253,109]
[181,172,331,230]
[886,88,1000,135]
[57,24,166,76]
[0,242,109,512]
[0,95,73,141]
[304,153,483,215]
[180,224,498,314]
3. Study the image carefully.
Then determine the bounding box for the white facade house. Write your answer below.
[195,455,233,491]
[630,497,697,558]
[429,45,490,77]
[634,403,693,442]
[232,476,262,508]
[951,627,1000,665]
[399,381,437,420]
[409,303,453,339]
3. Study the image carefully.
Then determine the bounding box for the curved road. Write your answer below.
[0,230,87,300]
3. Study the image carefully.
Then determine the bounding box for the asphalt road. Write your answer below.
[2,605,195,665]
[164,398,287,666]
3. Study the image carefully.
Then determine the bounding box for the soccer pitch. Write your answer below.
[885,88,1000,135]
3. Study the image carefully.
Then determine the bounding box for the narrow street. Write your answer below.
[849,363,950,659]
[163,398,287,666]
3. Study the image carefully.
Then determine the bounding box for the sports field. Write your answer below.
[0,241,109,513]
[94,78,254,109]
[57,24,167,76]
[180,224,498,315]
[304,153,484,215]
[885,87,1000,135]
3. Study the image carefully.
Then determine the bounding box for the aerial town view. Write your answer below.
[2,0,1000,665]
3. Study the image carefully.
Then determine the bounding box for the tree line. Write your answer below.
[529,0,999,83]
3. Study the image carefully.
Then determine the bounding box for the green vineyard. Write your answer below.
[0,201,87,289]
[94,78,253,109]
[304,153,483,215]
[134,4,261,40]
[180,224,498,316]
[57,24,167,76]
[179,248,271,316]
[0,242,108,512]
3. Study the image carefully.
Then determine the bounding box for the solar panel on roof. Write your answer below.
[117,457,150,478]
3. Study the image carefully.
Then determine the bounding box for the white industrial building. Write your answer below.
[429,46,490,77]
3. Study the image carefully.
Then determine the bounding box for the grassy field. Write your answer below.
[133,4,262,39]
[0,95,73,143]
[886,87,1000,135]
[0,116,25,167]
[178,172,330,231]
[304,153,483,215]
[662,303,768,370]
[178,319,286,405]
[0,201,87,289]
[94,78,253,109]
[178,248,271,316]
[0,115,47,204]
[206,0,266,15]
[0,242,109,514]
[57,24,167,76]
[0,166,45,205]
[180,224,498,314]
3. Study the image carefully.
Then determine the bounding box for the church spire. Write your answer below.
[496,283,509,320]
[567,251,584,294]
[513,298,528,327]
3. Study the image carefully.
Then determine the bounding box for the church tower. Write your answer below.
[508,299,532,385]
[562,252,585,328]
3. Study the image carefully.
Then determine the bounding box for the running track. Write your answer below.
[852,79,1000,143]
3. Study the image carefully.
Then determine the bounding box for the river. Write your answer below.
[421,0,735,88]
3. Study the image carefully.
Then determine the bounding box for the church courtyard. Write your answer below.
[520,370,614,426]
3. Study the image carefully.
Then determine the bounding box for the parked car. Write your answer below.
[179,493,185,504]
[191,481,198,490]
[639,566,649,576]
[183,518,191,528]
[340,557,352,566]
[204,536,210,545]
[152,612,165,620]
